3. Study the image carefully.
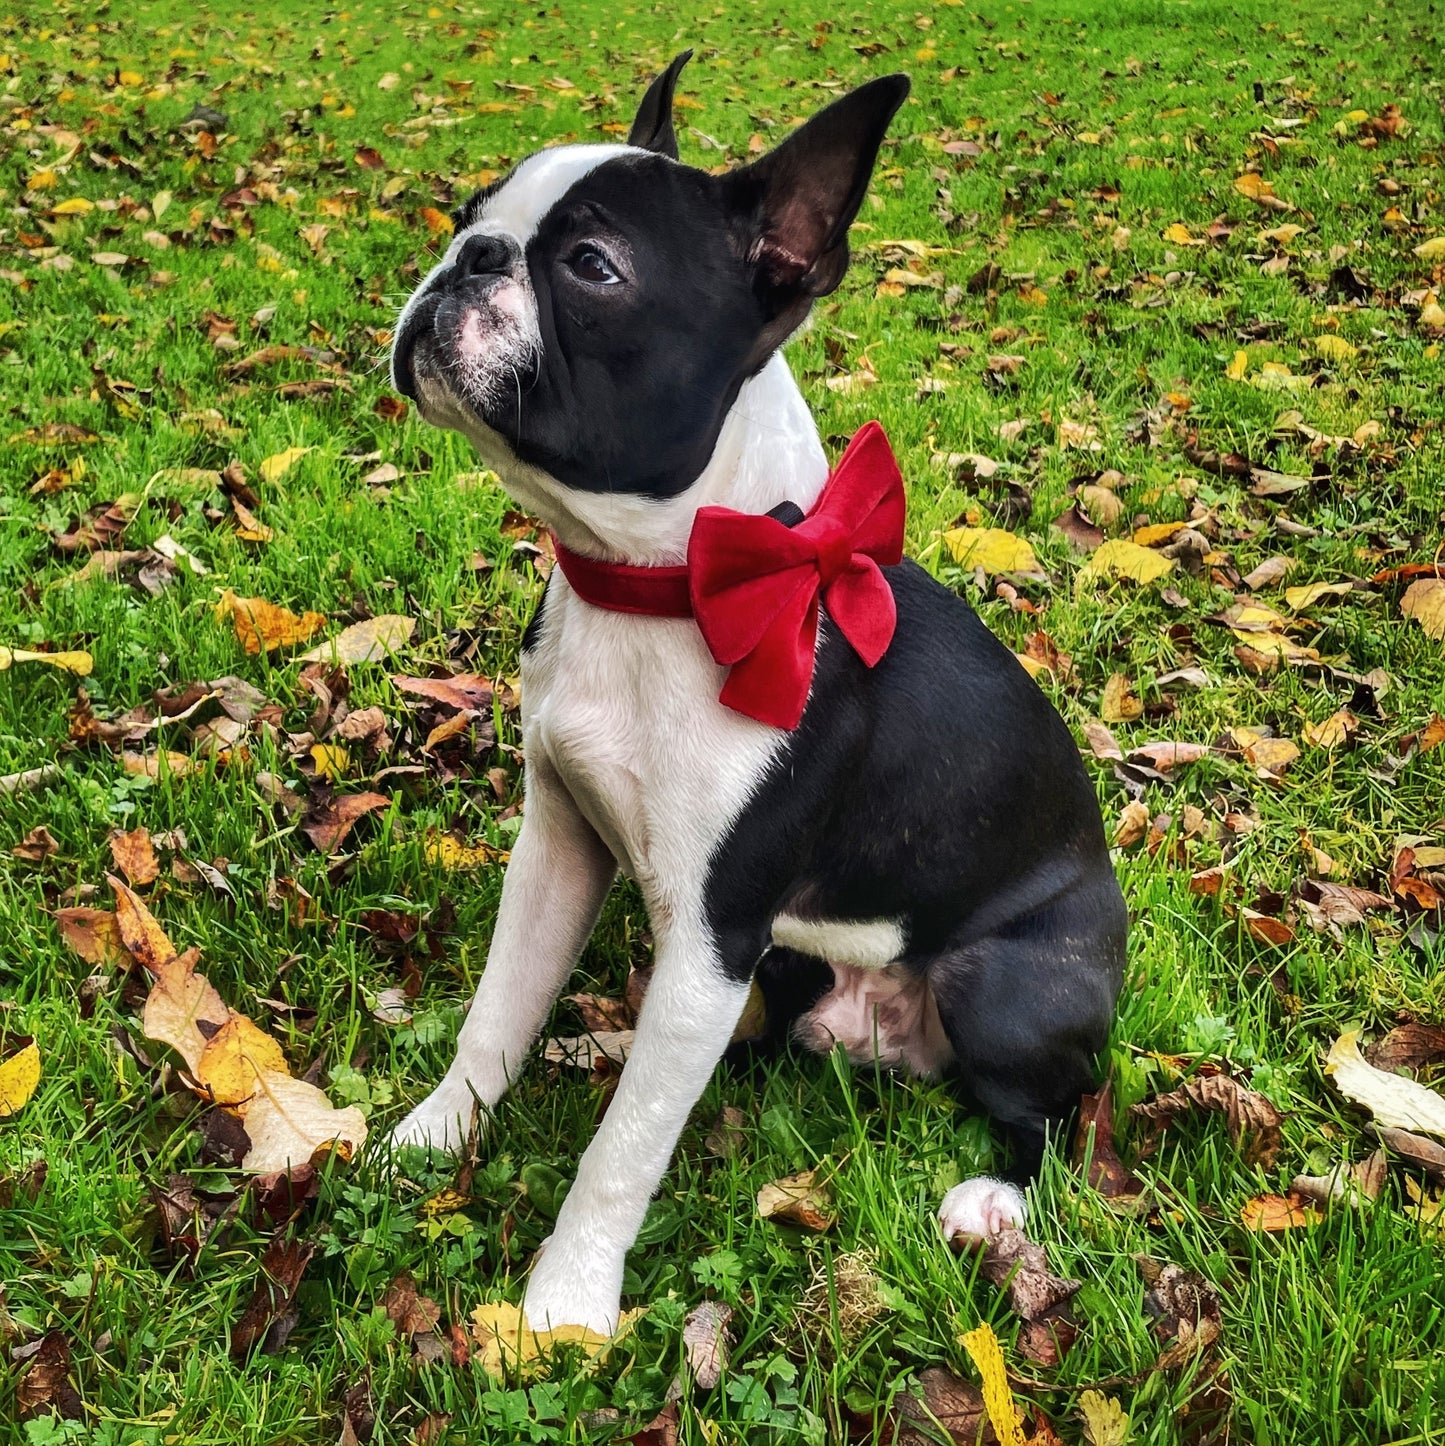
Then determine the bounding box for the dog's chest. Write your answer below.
[524,589,782,893]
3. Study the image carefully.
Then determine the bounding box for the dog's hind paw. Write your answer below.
[388,1081,478,1158]
[938,1177,1027,1244]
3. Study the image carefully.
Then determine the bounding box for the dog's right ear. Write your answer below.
[628,50,694,160]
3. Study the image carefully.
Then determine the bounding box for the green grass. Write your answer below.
[2,0,1445,1441]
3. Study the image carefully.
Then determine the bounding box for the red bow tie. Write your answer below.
[552,421,905,730]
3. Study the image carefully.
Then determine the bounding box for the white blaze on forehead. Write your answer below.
[464,143,636,245]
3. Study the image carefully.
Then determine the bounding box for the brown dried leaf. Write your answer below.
[1289,1150,1387,1207]
[12,825,61,863]
[301,791,390,854]
[1138,1257,1223,1370]
[977,1227,1082,1321]
[109,825,159,886]
[380,1272,443,1338]
[756,1167,835,1231]
[682,1300,733,1390]
[1364,1023,1445,1075]
[1241,1191,1319,1232]
[1073,1081,1147,1205]
[15,1331,84,1421]
[54,906,124,964]
[1375,1126,1445,1180]
[231,1236,316,1356]
[896,1366,993,1446]
[108,873,180,972]
[564,993,634,1032]
[1130,1072,1283,1167]
[392,672,495,712]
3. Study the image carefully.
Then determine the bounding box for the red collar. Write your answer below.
[552,421,905,730]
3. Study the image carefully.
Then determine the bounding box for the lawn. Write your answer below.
[2,0,1444,1441]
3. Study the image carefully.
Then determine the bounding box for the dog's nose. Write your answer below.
[454,231,519,280]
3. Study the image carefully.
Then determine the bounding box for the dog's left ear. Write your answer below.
[628,50,694,159]
[725,74,910,306]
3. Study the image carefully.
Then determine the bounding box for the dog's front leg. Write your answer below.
[522,911,757,1334]
[391,754,616,1155]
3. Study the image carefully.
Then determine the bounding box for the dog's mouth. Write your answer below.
[391,283,538,422]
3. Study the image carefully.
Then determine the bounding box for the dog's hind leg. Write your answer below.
[390,752,616,1155]
[930,875,1126,1241]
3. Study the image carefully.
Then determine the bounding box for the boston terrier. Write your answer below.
[389,53,1127,1335]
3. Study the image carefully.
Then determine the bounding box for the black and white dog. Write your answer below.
[389,54,1126,1335]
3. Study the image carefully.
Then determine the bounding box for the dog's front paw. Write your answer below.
[938,1177,1028,1244]
[389,1079,478,1158]
[522,1238,624,1337]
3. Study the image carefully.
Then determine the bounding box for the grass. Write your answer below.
[2,0,1444,1441]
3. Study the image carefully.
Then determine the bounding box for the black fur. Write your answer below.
[703,562,1127,1175]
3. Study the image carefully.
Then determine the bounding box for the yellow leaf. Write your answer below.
[51,197,94,215]
[195,1015,290,1106]
[1161,222,1202,246]
[214,590,327,653]
[239,1070,368,1173]
[1233,172,1290,209]
[1313,334,1358,363]
[1077,539,1176,588]
[756,1168,836,1231]
[1413,237,1445,262]
[419,206,454,236]
[258,445,313,484]
[1326,1029,1445,1137]
[1344,108,1370,124]
[470,1300,641,1378]
[1284,581,1353,610]
[1225,349,1249,381]
[310,743,350,781]
[423,830,502,871]
[0,646,93,675]
[943,527,1040,575]
[1079,1389,1131,1446]
[1236,732,1300,776]
[152,189,172,220]
[1260,223,1304,244]
[1303,708,1358,750]
[117,69,144,86]
[1401,579,1445,640]
[1101,673,1143,723]
[297,614,416,665]
[1241,1192,1320,1232]
[959,1322,1026,1446]
[27,168,58,191]
[0,1039,41,1117]
[1132,521,1185,547]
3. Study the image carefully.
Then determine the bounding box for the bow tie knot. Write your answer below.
[551,422,907,732]
[806,514,856,586]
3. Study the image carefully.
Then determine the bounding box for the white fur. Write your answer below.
[938,1178,1028,1241]
[772,913,905,970]
[793,963,956,1077]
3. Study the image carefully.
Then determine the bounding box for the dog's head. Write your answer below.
[391,55,907,510]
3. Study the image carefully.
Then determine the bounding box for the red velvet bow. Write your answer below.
[553,421,905,730]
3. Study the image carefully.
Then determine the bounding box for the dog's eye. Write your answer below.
[567,245,621,286]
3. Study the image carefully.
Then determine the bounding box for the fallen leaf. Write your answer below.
[543,1031,634,1070]
[977,1228,1082,1321]
[1079,1390,1129,1446]
[1241,1191,1319,1231]
[1412,236,1445,261]
[1225,349,1249,381]
[470,1299,640,1377]
[215,591,327,653]
[1114,800,1150,848]
[1303,708,1359,750]
[943,527,1040,575]
[682,1300,733,1390]
[1138,1257,1223,1370]
[195,1016,290,1107]
[1077,539,1176,587]
[1376,1126,1445,1180]
[143,953,229,1074]
[1313,334,1358,364]
[1400,579,1445,640]
[12,825,61,863]
[301,791,389,853]
[1073,1081,1147,1206]
[240,1070,368,1173]
[1290,1150,1387,1207]
[1131,1073,1283,1167]
[423,830,503,871]
[298,615,416,665]
[1233,171,1292,210]
[1101,673,1143,724]
[0,644,94,675]
[0,1037,41,1116]
[1325,1029,1445,1137]
[898,1367,990,1446]
[232,1236,316,1357]
[1242,909,1295,946]
[259,446,313,483]
[109,825,160,885]
[109,873,181,971]
[1126,740,1211,771]
[959,1321,1026,1446]
[54,907,124,965]
[381,1272,443,1338]
[1365,1024,1445,1075]
[757,1168,836,1231]
[1285,581,1354,610]
[15,1331,83,1421]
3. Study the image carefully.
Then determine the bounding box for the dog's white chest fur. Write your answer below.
[526,598,779,894]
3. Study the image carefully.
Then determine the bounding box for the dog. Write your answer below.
[389,53,1127,1335]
